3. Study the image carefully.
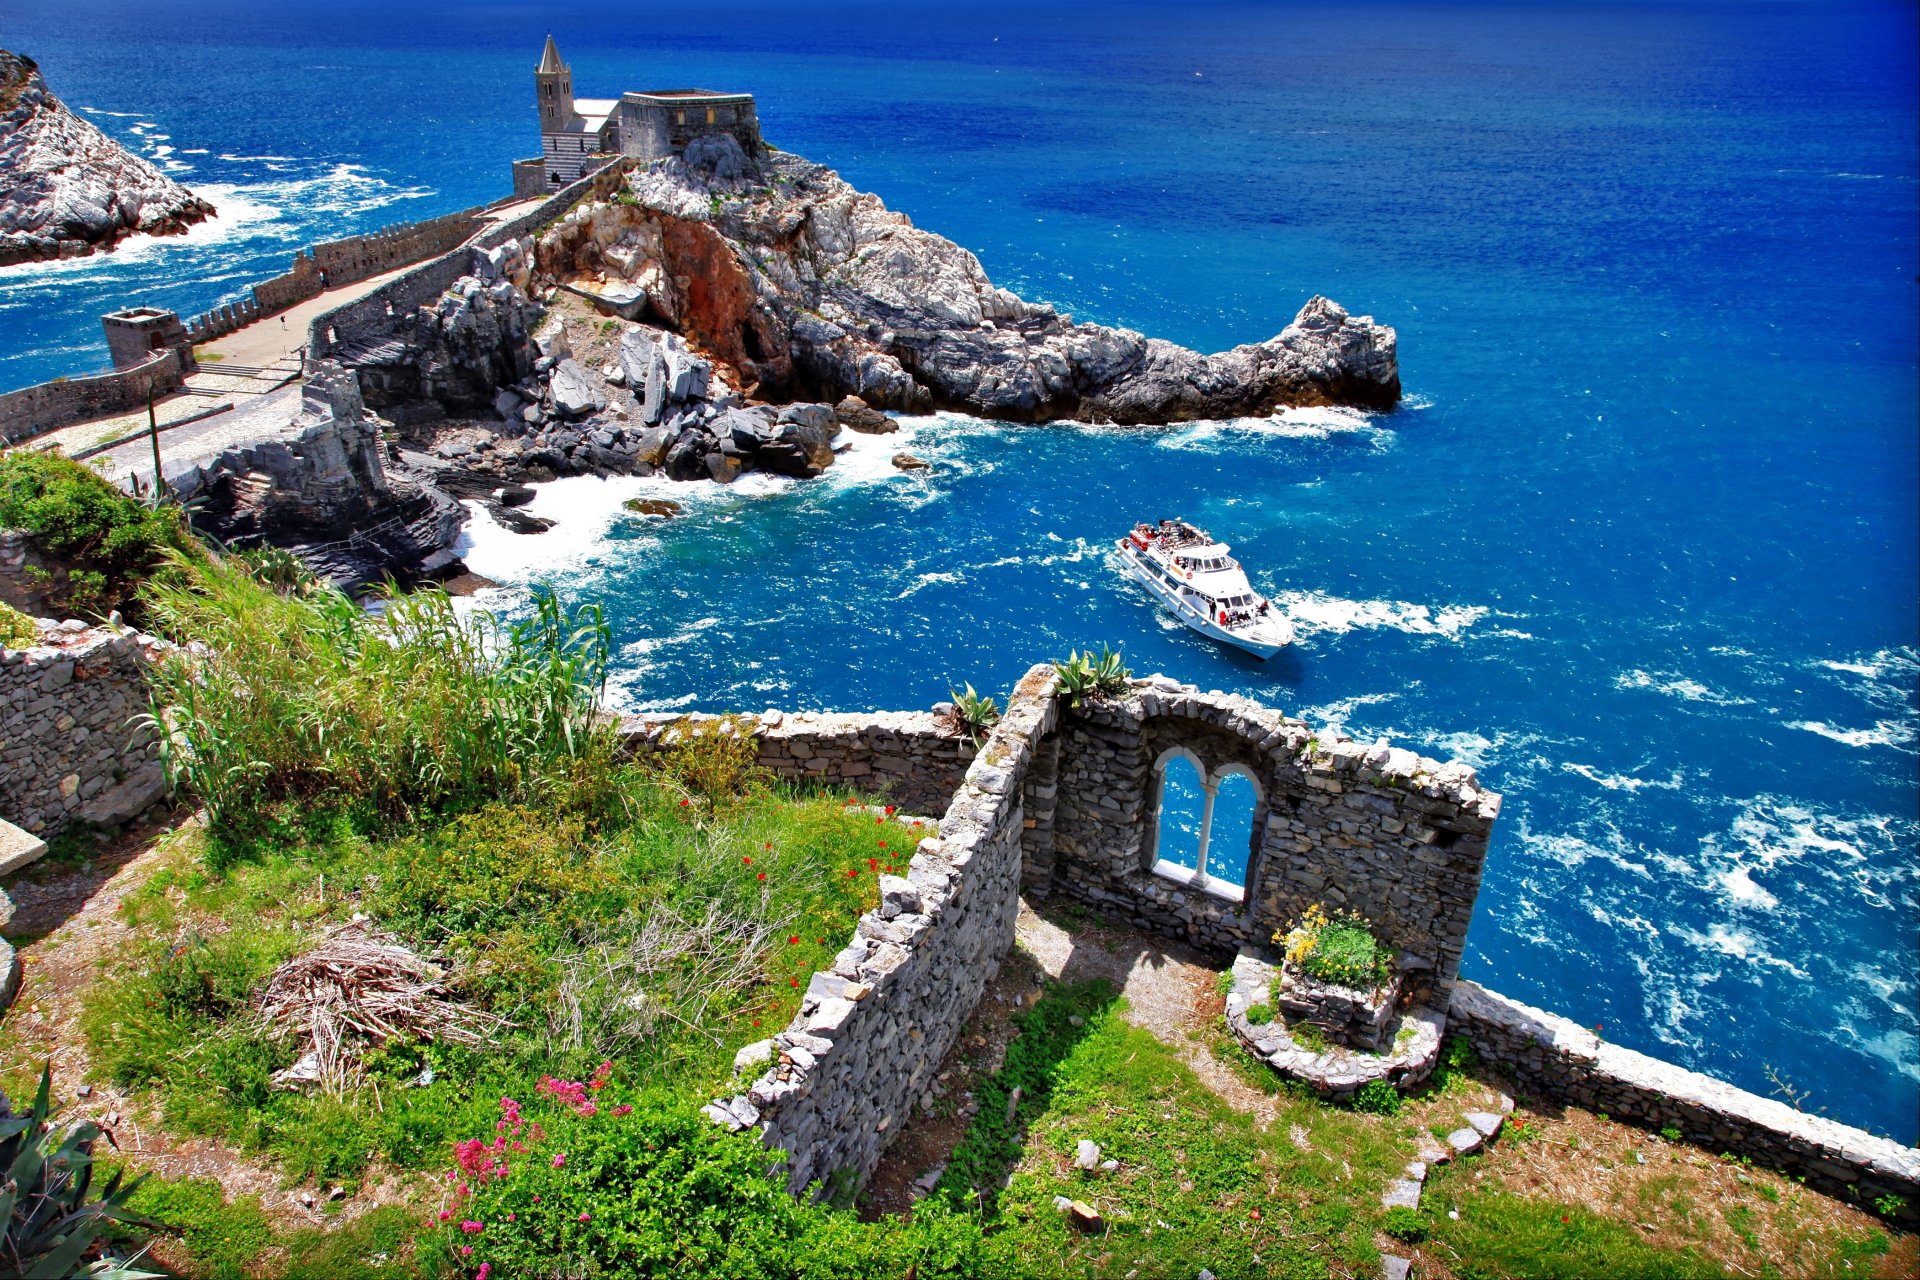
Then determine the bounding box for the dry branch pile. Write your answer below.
[254,919,508,1093]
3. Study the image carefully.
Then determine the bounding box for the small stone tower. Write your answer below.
[536,35,573,134]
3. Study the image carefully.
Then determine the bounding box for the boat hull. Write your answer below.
[1116,541,1292,659]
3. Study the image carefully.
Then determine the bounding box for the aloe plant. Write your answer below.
[2,1066,163,1279]
[1051,645,1132,708]
[948,683,1001,745]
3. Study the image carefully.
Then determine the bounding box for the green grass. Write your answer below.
[107,1171,443,1280]
[935,982,1408,1279]
[1423,1165,1730,1280]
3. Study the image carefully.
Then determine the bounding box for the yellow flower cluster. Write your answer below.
[1277,902,1331,966]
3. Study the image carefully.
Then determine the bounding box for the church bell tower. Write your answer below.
[536,35,573,134]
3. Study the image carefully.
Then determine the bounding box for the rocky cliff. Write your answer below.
[531,136,1399,423]
[0,50,214,267]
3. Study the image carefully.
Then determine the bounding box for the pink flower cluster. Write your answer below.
[536,1061,613,1117]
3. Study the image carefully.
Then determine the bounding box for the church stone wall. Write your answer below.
[0,350,184,445]
[617,708,976,818]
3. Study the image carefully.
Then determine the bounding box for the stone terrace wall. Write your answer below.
[0,350,183,445]
[616,708,976,817]
[1041,680,1498,1008]
[1450,981,1920,1221]
[707,666,1057,1195]
[0,619,168,839]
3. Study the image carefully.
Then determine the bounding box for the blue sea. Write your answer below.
[4,1,1914,1142]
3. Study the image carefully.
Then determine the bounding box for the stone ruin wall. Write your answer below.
[0,620,168,840]
[0,349,184,445]
[616,708,976,819]
[705,667,1055,1194]
[1040,683,1496,1009]
[1448,982,1920,1216]
[656,673,1915,1209]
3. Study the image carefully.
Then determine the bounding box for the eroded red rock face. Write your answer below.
[661,217,790,396]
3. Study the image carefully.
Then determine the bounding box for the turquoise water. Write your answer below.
[4,1,1914,1140]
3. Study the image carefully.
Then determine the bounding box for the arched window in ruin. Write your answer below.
[1150,748,1207,878]
[1148,749,1262,904]
[1205,766,1263,894]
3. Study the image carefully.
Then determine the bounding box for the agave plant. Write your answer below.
[1,1066,164,1279]
[947,683,1001,745]
[1051,645,1132,708]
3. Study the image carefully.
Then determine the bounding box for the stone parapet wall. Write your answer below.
[0,618,169,839]
[1449,981,1920,1221]
[616,708,976,818]
[0,350,183,445]
[1044,681,1498,1007]
[707,666,1056,1194]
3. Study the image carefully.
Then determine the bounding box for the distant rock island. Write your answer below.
[0,50,214,267]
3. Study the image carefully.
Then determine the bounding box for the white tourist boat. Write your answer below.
[1115,520,1295,659]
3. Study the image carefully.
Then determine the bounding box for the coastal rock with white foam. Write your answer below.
[532,137,1400,423]
[0,49,214,267]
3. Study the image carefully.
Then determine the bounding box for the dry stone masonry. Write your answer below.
[0,617,167,840]
[676,671,1915,1211]
[1448,981,1920,1218]
[708,666,1057,1194]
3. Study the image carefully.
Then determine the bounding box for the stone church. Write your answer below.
[512,36,761,195]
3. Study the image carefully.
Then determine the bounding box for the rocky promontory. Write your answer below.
[528,136,1399,423]
[0,50,214,267]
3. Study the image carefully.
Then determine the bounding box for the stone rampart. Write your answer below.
[187,207,489,345]
[616,708,975,817]
[706,665,1056,1194]
[0,618,168,839]
[0,350,183,445]
[1041,680,1497,1008]
[1449,981,1920,1220]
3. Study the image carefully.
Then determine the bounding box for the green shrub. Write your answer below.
[1280,903,1391,990]
[0,450,200,617]
[1383,1204,1428,1242]
[438,1083,980,1278]
[1245,1002,1274,1025]
[1353,1079,1403,1116]
[1,1065,163,1278]
[947,682,1000,745]
[141,557,612,843]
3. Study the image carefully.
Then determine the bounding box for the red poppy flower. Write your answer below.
[764,842,773,850]
[790,977,800,988]
[789,936,799,945]
[816,938,825,944]
[743,856,752,865]
[868,858,878,869]
[680,798,690,808]
[874,817,883,825]
[849,869,859,877]
[757,872,766,880]
[753,1019,761,1026]
[879,841,887,849]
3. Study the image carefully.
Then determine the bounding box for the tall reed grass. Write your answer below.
[140,555,612,845]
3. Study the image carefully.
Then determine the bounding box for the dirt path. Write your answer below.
[0,816,418,1239]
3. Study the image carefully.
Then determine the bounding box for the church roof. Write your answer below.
[538,35,566,75]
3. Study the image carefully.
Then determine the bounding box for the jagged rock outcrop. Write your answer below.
[0,50,214,267]
[183,364,462,592]
[533,135,1398,423]
[346,275,541,412]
